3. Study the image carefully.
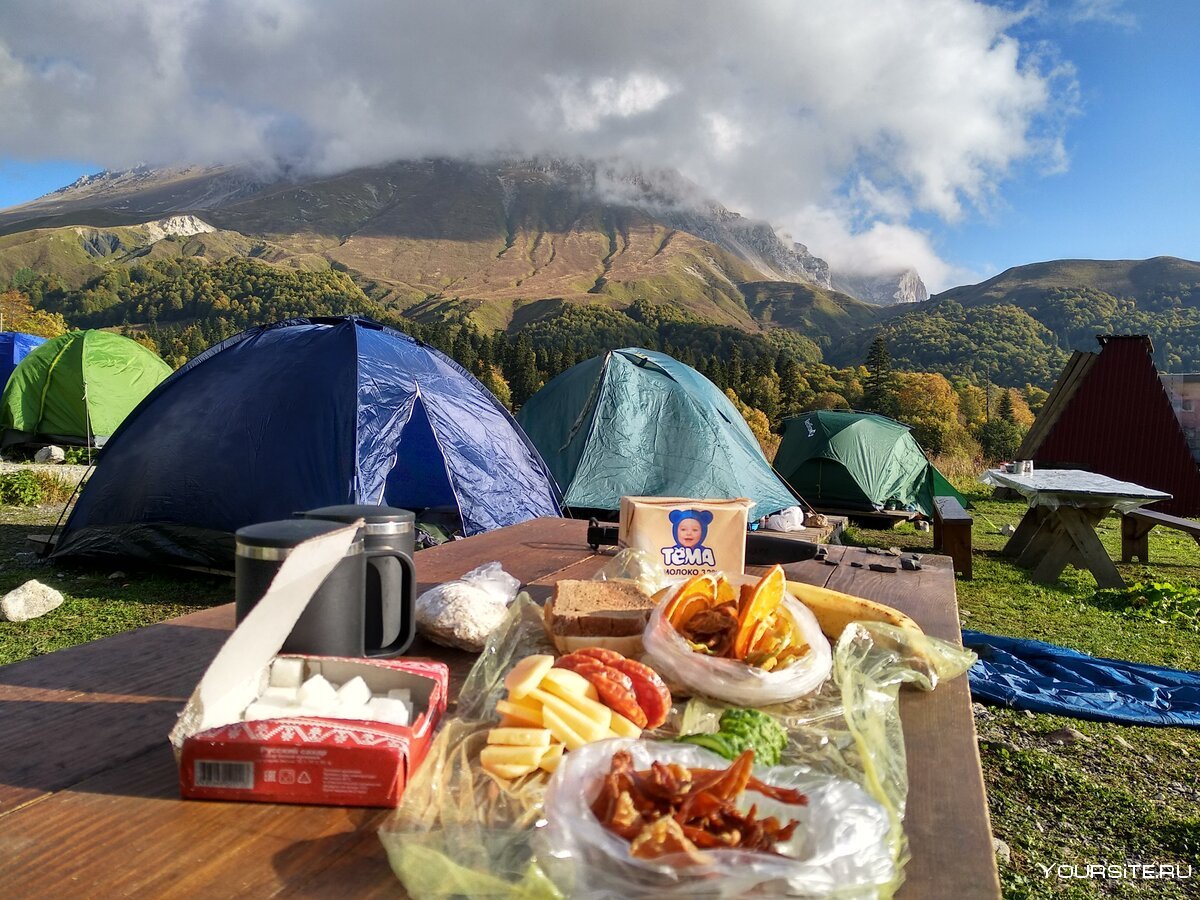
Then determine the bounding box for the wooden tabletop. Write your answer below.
[0,518,999,898]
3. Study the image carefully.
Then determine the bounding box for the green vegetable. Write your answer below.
[675,707,788,766]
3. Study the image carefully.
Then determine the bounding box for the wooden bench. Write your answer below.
[933,496,973,579]
[1121,508,1200,563]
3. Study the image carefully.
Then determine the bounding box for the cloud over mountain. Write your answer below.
[0,0,1074,289]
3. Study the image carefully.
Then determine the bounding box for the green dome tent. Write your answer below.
[1,330,172,448]
[774,410,967,517]
[516,348,797,515]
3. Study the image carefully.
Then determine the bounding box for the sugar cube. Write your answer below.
[261,686,299,705]
[386,688,411,703]
[368,697,411,727]
[244,701,289,721]
[269,657,305,689]
[298,674,338,711]
[333,703,376,722]
[336,676,372,707]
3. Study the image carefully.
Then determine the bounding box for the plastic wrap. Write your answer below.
[539,739,893,898]
[415,561,522,651]
[379,594,977,899]
[642,576,833,706]
[589,548,673,595]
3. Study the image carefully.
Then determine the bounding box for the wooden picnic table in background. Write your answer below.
[984,468,1172,588]
[0,517,999,898]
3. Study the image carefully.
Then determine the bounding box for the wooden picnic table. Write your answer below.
[0,517,999,898]
[984,468,1172,589]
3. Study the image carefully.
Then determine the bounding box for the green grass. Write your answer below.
[0,506,229,665]
[841,490,1200,898]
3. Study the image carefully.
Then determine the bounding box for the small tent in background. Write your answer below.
[53,316,561,569]
[1018,335,1200,515]
[1,330,171,448]
[0,331,47,389]
[774,410,965,518]
[516,348,797,516]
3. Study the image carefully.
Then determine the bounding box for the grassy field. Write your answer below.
[2,493,1198,898]
[844,489,1200,899]
[0,505,229,663]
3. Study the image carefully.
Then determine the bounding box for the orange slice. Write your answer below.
[715,575,736,606]
[661,573,717,623]
[733,565,786,658]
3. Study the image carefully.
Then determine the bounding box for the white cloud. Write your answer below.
[0,0,1075,281]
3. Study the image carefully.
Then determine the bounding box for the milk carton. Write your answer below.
[619,497,753,576]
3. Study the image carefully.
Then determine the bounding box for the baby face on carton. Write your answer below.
[620,497,751,577]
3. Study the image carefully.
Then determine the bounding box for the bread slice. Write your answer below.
[544,580,656,655]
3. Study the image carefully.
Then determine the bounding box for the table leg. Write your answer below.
[1028,508,1123,588]
[1003,507,1048,558]
[1057,507,1124,589]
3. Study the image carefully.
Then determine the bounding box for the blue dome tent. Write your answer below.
[52,316,561,568]
[0,331,47,388]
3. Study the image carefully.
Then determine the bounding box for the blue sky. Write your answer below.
[0,1,1195,290]
[930,1,1200,278]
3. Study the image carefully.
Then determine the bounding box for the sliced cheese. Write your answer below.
[504,655,555,699]
[538,742,565,773]
[607,710,642,739]
[480,744,547,769]
[496,698,543,727]
[482,761,538,780]
[487,727,552,747]
[540,667,599,701]
[541,706,587,751]
[529,689,611,741]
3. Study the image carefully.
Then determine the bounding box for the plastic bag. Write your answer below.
[764,506,807,533]
[415,561,521,651]
[379,593,977,899]
[642,575,833,706]
[590,548,672,596]
[539,739,894,898]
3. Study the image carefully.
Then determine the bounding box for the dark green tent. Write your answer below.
[774,410,967,517]
[516,348,797,515]
[1,330,172,447]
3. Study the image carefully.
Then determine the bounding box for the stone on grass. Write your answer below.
[34,445,66,464]
[1000,524,1016,536]
[1,579,65,621]
[1045,727,1089,746]
[992,838,1011,865]
[108,571,127,580]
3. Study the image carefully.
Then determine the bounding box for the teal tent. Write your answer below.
[774,410,967,517]
[517,348,797,515]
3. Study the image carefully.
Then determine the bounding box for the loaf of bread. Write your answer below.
[543,580,657,656]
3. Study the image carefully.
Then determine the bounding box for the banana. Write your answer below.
[786,580,925,642]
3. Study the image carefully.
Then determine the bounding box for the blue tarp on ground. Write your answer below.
[963,630,1200,728]
[52,316,561,569]
[0,331,46,388]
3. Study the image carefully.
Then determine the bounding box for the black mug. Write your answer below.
[235,519,367,657]
[302,504,417,657]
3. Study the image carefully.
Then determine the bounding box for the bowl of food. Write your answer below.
[540,739,894,898]
[642,566,832,706]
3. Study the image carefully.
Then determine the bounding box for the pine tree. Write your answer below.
[863,336,897,416]
[997,389,1015,424]
[507,333,541,409]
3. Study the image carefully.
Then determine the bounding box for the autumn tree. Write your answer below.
[0,289,68,339]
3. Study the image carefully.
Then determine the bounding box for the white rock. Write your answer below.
[34,445,65,464]
[336,676,372,707]
[993,838,1011,865]
[298,674,338,711]
[1,579,65,622]
[368,697,411,727]
[269,657,306,689]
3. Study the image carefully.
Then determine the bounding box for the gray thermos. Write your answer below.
[302,504,417,657]
[235,519,367,657]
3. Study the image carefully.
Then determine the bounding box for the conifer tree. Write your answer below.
[863,336,898,416]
